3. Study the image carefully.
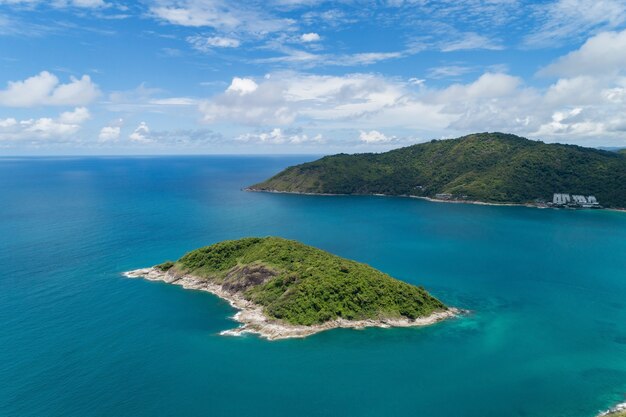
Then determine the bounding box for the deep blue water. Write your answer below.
[0,156,625,417]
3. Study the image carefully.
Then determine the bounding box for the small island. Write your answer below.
[125,237,456,340]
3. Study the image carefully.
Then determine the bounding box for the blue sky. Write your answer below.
[1,0,626,154]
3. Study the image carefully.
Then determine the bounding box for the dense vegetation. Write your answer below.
[166,237,446,326]
[250,132,626,208]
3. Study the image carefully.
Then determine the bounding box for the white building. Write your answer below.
[552,193,571,205]
[552,193,601,208]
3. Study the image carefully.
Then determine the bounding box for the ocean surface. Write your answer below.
[1,156,625,417]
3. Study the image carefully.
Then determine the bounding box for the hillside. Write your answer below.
[249,133,626,208]
[161,237,446,326]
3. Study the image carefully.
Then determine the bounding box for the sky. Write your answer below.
[1,0,626,155]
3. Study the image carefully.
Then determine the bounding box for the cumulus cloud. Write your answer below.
[226,77,258,95]
[98,126,121,142]
[0,71,100,107]
[539,29,626,77]
[300,32,320,42]
[0,118,18,128]
[129,122,151,143]
[199,72,405,126]
[0,107,91,141]
[196,40,626,146]
[359,130,394,143]
[59,106,91,124]
[432,73,522,103]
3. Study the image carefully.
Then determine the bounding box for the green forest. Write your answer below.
[159,237,447,326]
[250,133,626,208]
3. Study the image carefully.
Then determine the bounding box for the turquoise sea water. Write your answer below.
[0,156,625,417]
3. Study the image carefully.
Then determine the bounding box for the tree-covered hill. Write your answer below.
[249,133,626,208]
[159,237,447,326]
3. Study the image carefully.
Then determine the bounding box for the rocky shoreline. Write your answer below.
[598,402,626,416]
[124,267,459,340]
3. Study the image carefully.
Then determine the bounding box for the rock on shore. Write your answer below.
[123,267,458,340]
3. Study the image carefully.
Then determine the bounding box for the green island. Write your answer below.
[248,132,626,209]
[125,237,454,340]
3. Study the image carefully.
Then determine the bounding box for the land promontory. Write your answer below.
[248,132,626,208]
[125,237,454,340]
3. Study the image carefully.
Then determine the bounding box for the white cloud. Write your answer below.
[540,29,626,77]
[427,65,474,79]
[253,48,322,65]
[196,49,626,146]
[254,48,405,68]
[525,0,626,47]
[148,97,198,106]
[0,71,99,107]
[103,84,199,112]
[340,52,404,66]
[433,73,522,102]
[129,122,151,143]
[534,107,590,136]
[0,0,107,7]
[359,130,393,143]
[258,32,497,70]
[199,72,406,126]
[98,126,120,142]
[150,0,294,34]
[59,106,91,124]
[300,32,320,42]
[0,107,90,141]
[23,118,77,136]
[237,127,323,144]
[439,32,503,52]
[0,118,17,128]
[187,35,240,52]
[66,0,106,7]
[126,123,225,146]
[226,77,258,95]
[121,125,224,145]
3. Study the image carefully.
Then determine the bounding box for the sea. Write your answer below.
[1,156,625,417]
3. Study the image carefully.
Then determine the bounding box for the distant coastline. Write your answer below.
[247,133,626,210]
[245,188,626,212]
[124,267,459,340]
